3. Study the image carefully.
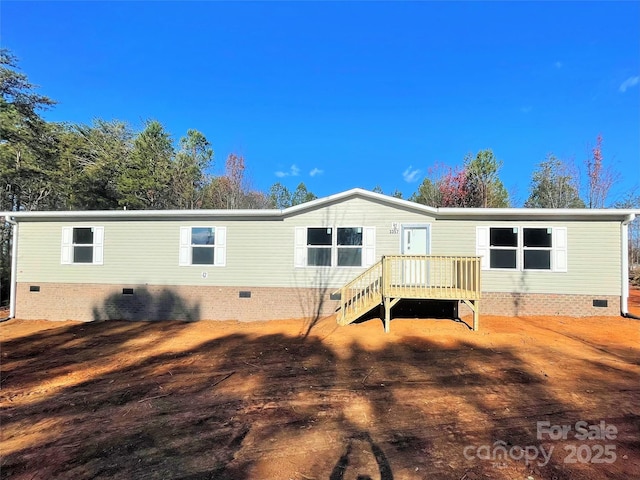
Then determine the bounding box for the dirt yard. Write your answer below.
[1,291,639,480]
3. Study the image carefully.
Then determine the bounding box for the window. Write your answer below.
[476,226,566,272]
[307,228,333,266]
[179,226,226,266]
[337,227,363,266]
[489,227,518,269]
[61,226,104,265]
[295,226,375,268]
[523,228,552,270]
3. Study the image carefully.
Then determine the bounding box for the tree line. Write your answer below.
[1,50,321,213]
[1,49,639,305]
[1,48,633,213]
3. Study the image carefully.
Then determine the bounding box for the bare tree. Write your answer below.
[585,134,616,208]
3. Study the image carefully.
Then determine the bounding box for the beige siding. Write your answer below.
[15,197,622,296]
[282,197,436,287]
[16,198,435,289]
[431,220,621,295]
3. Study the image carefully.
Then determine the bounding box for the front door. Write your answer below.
[402,226,429,255]
[401,226,430,285]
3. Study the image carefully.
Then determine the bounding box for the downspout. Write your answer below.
[4,216,18,320]
[621,214,639,319]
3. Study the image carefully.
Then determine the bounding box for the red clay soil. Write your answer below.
[1,292,639,480]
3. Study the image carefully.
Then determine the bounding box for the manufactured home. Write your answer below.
[1,189,636,330]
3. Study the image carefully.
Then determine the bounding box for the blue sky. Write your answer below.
[3,1,639,205]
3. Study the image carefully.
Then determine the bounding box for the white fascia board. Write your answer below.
[0,209,283,221]
[3,192,638,222]
[281,188,439,216]
[435,208,640,221]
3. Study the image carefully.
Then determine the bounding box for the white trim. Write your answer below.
[61,227,72,264]
[476,226,490,270]
[179,226,191,266]
[400,224,431,255]
[363,227,376,267]
[621,214,636,315]
[4,189,637,222]
[61,226,103,265]
[93,226,104,265]
[336,226,364,267]
[552,227,567,272]
[621,221,629,315]
[305,226,334,267]
[522,227,553,271]
[215,226,226,267]
[478,226,566,272]
[486,226,519,271]
[9,220,18,318]
[297,225,374,268]
[179,226,225,267]
[294,226,306,267]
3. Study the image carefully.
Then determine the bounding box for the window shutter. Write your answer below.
[363,227,376,267]
[179,227,191,266]
[294,227,306,267]
[215,227,226,266]
[61,227,72,264]
[93,226,104,265]
[553,227,567,272]
[476,226,490,270]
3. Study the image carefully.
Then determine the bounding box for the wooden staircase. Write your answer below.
[337,260,383,327]
[336,255,481,332]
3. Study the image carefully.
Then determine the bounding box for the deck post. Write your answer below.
[337,255,481,331]
[384,297,390,333]
[473,301,479,331]
[383,297,401,333]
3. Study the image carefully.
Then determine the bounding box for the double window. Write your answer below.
[61,226,104,265]
[179,226,226,266]
[477,226,566,271]
[295,226,375,267]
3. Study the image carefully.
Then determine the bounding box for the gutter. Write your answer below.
[1,215,17,321]
[621,213,638,319]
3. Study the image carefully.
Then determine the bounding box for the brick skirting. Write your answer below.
[16,283,622,321]
[473,292,621,317]
[16,283,340,322]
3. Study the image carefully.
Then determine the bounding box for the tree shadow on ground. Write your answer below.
[1,319,638,479]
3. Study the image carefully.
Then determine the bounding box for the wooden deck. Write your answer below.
[338,255,481,332]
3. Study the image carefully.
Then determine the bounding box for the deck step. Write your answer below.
[338,296,381,326]
[336,255,481,331]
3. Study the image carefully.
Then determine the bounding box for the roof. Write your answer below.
[1,188,637,223]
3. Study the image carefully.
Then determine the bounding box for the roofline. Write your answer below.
[280,188,440,216]
[435,208,639,221]
[1,188,638,222]
[436,207,638,216]
[0,209,282,220]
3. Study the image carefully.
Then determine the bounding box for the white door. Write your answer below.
[402,227,429,255]
[401,226,430,285]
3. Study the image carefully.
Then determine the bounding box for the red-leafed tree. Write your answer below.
[410,150,509,208]
[438,167,471,207]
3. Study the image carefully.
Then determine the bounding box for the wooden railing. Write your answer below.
[337,255,481,328]
[382,255,481,300]
[338,260,383,326]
